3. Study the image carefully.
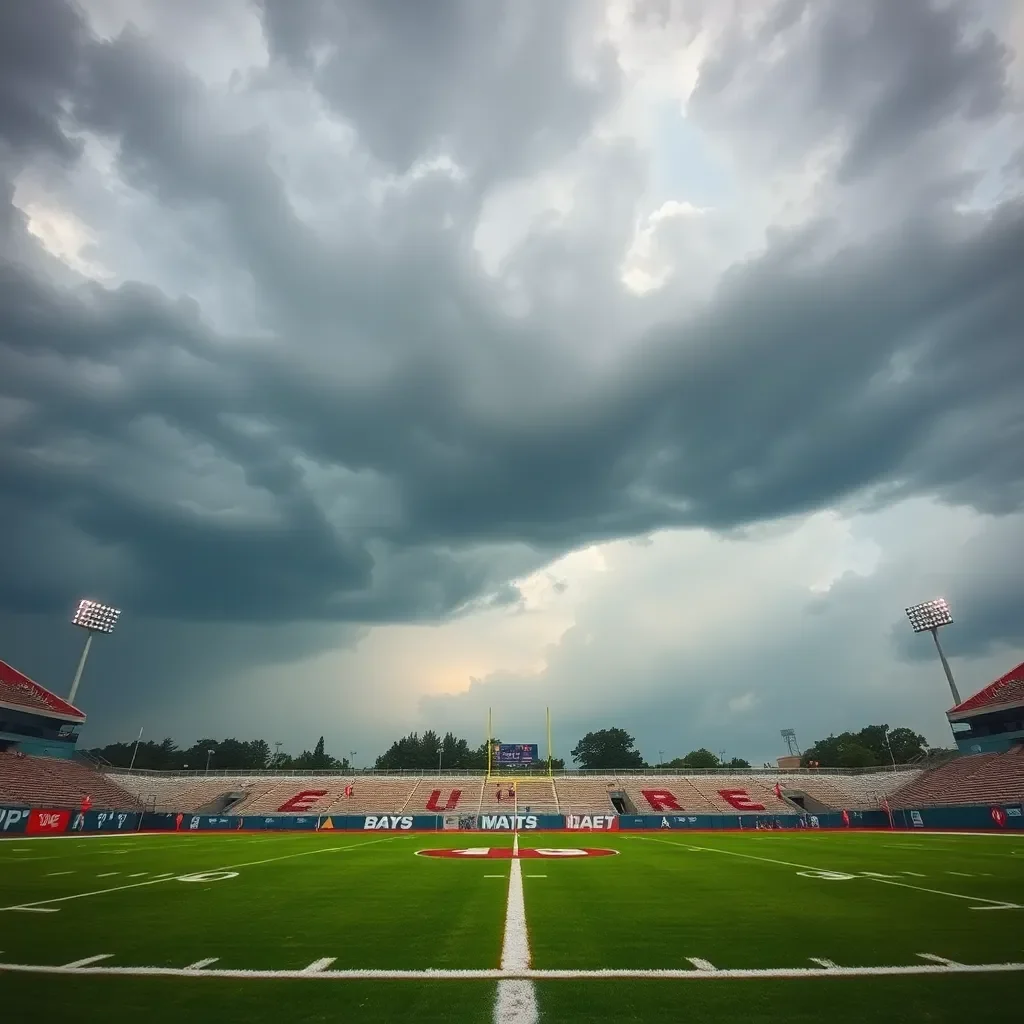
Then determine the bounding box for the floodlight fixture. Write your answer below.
[68,598,122,706]
[780,729,800,756]
[905,598,953,634]
[904,597,961,706]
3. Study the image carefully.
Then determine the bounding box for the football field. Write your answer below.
[1,828,1022,1022]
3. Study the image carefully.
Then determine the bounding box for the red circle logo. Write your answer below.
[416,847,619,859]
[991,807,1008,827]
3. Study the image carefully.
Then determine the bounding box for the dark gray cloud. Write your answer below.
[258,0,621,179]
[689,0,1011,183]
[0,0,1021,640]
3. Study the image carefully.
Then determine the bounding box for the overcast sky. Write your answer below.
[1,0,1023,768]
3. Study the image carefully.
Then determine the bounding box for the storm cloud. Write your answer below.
[0,0,1022,756]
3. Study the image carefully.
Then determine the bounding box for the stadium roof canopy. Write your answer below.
[947,659,1024,721]
[0,659,86,724]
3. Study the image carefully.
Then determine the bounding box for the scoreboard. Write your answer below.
[492,743,539,766]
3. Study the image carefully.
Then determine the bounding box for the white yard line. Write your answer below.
[494,831,538,1024]
[62,954,113,968]
[628,837,1023,911]
[0,835,409,913]
[302,958,337,973]
[0,961,1020,981]
[686,958,717,971]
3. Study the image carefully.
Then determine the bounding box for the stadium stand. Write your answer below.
[947,660,1024,754]
[392,777,484,815]
[556,778,622,814]
[889,746,1024,808]
[0,660,87,760]
[0,752,139,809]
[478,779,559,815]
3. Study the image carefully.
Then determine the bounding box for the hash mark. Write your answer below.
[185,958,219,970]
[809,958,838,969]
[917,953,963,966]
[63,954,114,968]
[302,958,336,973]
[686,958,717,971]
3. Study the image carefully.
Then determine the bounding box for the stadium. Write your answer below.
[2,604,1023,1024]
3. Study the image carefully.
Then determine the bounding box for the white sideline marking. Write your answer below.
[1,961,1021,981]
[809,959,838,969]
[629,838,1023,911]
[7,907,58,913]
[185,958,218,970]
[686,958,717,972]
[917,954,963,966]
[0,835,408,913]
[303,958,336,973]
[62,954,113,968]
[494,831,538,1024]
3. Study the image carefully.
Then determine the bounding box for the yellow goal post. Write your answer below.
[485,706,554,782]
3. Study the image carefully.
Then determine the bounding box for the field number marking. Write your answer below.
[176,872,238,883]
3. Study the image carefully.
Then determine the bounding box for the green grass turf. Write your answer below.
[1,828,1023,1022]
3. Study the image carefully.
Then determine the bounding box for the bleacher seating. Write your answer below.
[0,660,85,721]
[555,778,620,814]
[0,753,139,809]
[478,779,559,815]
[890,748,1024,808]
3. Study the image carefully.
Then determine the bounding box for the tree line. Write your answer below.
[87,721,935,772]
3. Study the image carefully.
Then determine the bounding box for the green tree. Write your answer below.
[883,727,928,763]
[570,728,645,770]
[681,748,720,769]
[724,757,751,768]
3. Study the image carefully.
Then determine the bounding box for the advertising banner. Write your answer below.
[0,806,30,834]
[564,813,619,831]
[27,809,71,834]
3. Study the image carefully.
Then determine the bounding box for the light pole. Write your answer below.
[205,749,214,773]
[349,751,357,771]
[905,598,961,705]
[658,750,665,770]
[882,725,897,772]
[69,599,121,705]
[128,726,144,771]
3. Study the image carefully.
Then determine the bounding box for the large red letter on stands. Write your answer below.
[426,789,462,812]
[641,789,682,811]
[277,789,328,813]
[718,789,766,811]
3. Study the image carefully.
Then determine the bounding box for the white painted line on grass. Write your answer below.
[946,872,973,877]
[128,873,148,878]
[62,955,113,968]
[7,907,58,914]
[809,959,838,969]
[185,958,219,970]
[485,875,506,878]
[303,958,337,973]
[628,837,1023,912]
[46,871,74,877]
[686,958,717,972]
[96,873,119,878]
[0,834,409,914]
[917,954,963,966]
[494,831,538,1024]
[902,872,926,877]
[1,961,1022,981]
[525,875,547,879]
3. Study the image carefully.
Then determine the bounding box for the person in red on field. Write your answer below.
[80,794,93,814]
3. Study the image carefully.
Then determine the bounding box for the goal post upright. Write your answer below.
[485,706,553,782]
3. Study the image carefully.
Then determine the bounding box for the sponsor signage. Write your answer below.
[492,743,539,766]
[363,815,414,830]
[479,814,539,831]
[27,809,71,834]
[564,814,618,831]
[0,806,30,833]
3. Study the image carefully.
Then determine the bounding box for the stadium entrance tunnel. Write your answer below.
[416,847,619,859]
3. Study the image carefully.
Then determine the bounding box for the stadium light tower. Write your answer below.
[905,598,961,706]
[69,599,121,705]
